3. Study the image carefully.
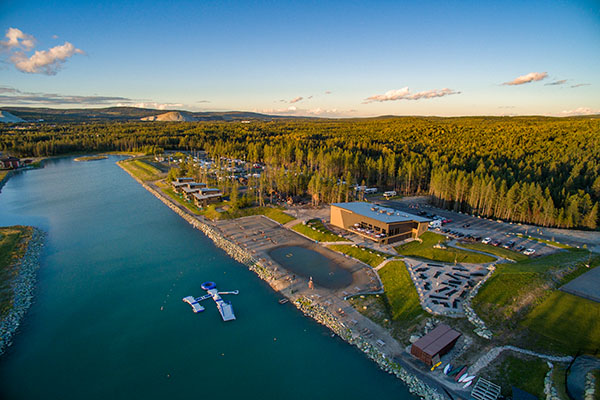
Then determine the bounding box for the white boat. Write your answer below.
[462,375,476,383]
[443,364,451,375]
[463,380,473,388]
[458,372,469,383]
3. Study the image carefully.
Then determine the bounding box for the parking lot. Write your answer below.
[377,199,560,258]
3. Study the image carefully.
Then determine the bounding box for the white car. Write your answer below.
[523,248,536,256]
[482,237,492,244]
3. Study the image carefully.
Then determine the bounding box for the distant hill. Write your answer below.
[0,111,26,123]
[0,106,304,123]
[141,111,198,122]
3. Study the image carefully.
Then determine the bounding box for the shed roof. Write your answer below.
[332,202,429,224]
[412,324,461,356]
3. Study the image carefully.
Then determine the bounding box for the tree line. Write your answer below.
[1,115,598,229]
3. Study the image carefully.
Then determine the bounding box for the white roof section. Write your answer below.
[332,202,430,224]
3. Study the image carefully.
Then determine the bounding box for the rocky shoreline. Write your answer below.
[117,161,446,399]
[0,227,46,355]
[0,170,15,193]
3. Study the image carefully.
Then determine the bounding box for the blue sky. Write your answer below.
[1,0,598,117]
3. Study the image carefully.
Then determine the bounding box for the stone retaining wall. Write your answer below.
[0,227,46,355]
[470,345,573,376]
[294,297,445,400]
[462,265,495,339]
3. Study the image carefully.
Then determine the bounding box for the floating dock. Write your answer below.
[183,282,238,322]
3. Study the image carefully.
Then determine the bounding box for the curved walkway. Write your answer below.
[469,345,573,375]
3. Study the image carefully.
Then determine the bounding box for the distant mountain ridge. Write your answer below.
[0,106,303,123]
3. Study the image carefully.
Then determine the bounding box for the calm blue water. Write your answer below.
[269,246,353,289]
[0,156,415,400]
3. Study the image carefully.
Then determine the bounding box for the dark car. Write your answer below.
[462,223,470,228]
[516,245,526,252]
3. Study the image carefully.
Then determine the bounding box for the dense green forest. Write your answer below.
[1,116,599,229]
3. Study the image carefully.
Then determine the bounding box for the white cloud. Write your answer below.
[1,28,84,75]
[560,107,600,116]
[324,91,332,94]
[290,96,303,104]
[11,42,84,75]
[1,28,35,50]
[545,79,567,86]
[571,83,590,88]
[117,102,184,110]
[503,72,547,86]
[257,106,357,118]
[363,87,459,103]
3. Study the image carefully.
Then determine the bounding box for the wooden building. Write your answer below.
[330,202,429,244]
[410,324,461,365]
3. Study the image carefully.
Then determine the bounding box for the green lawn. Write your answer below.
[162,188,202,214]
[457,242,528,262]
[472,249,599,354]
[522,291,600,354]
[224,206,296,224]
[327,244,388,267]
[120,159,163,181]
[394,232,495,263]
[485,355,549,399]
[0,226,32,318]
[378,261,425,323]
[516,234,574,249]
[292,220,345,242]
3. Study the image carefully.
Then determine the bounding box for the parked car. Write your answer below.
[515,245,526,252]
[443,218,452,224]
[462,223,471,228]
[482,237,492,244]
[491,240,501,247]
[523,248,536,256]
[503,240,516,249]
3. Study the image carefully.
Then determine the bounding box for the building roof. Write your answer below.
[193,192,222,200]
[412,324,461,356]
[332,202,430,224]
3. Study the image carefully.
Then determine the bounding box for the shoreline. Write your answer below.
[0,227,46,356]
[116,160,446,400]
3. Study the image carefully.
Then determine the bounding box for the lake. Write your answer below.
[0,156,415,400]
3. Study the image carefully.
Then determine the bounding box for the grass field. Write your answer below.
[120,159,163,181]
[473,248,599,354]
[162,188,203,214]
[484,354,549,399]
[200,205,295,224]
[292,219,346,242]
[516,234,574,249]
[457,242,528,262]
[224,206,296,224]
[394,232,495,263]
[522,291,600,354]
[0,226,32,318]
[327,244,388,267]
[378,260,425,322]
